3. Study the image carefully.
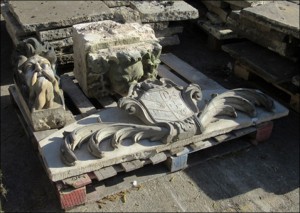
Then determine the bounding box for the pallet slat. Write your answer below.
[60,75,97,115]
[160,53,223,90]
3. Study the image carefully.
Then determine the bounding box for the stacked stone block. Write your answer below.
[1,0,199,68]
[196,0,300,60]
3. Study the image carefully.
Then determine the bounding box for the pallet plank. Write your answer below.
[62,174,92,189]
[60,75,97,115]
[158,64,189,87]
[96,96,118,108]
[93,166,118,181]
[121,160,145,172]
[149,152,168,165]
[160,53,224,90]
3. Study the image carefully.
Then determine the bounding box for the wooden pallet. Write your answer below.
[222,41,299,113]
[8,53,287,210]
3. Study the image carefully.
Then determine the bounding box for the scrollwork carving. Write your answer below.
[60,79,275,167]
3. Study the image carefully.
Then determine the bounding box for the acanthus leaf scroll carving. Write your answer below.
[60,78,202,166]
[60,78,275,166]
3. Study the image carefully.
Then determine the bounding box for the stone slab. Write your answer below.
[130,1,199,22]
[202,0,229,9]
[240,1,300,39]
[197,19,237,40]
[38,87,289,182]
[222,41,298,84]
[157,35,180,47]
[234,15,297,58]
[287,0,300,4]
[103,0,130,8]
[201,1,230,23]
[48,37,73,50]
[224,0,269,9]
[37,27,73,42]
[206,12,223,25]
[1,4,32,46]
[155,26,183,37]
[147,21,169,31]
[56,53,74,65]
[111,6,141,23]
[8,1,114,32]
[1,4,27,37]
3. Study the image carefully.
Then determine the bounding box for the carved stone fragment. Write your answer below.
[198,88,274,132]
[60,78,202,166]
[60,79,274,166]
[13,37,66,131]
[73,20,162,98]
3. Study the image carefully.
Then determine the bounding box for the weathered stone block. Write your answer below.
[8,1,114,32]
[224,0,268,9]
[37,27,73,42]
[240,1,300,39]
[146,22,169,31]
[234,15,298,58]
[111,6,141,23]
[157,35,180,47]
[155,26,184,37]
[130,1,199,22]
[202,0,229,9]
[201,1,230,23]
[48,37,73,51]
[56,53,74,65]
[103,0,130,8]
[73,20,162,98]
[1,4,31,46]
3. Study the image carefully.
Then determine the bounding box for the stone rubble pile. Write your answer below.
[1,0,199,68]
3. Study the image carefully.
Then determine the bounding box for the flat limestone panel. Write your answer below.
[103,0,130,8]
[37,27,73,42]
[8,1,114,32]
[130,1,199,22]
[241,1,300,39]
[72,20,158,97]
[222,41,298,83]
[1,4,27,37]
[201,1,230,23]
[237,16,297,58]
[1,4,32,46]
[48,37,73,50]
[111,6,141,23]
[146,22,169,31]
[155,26,184,37]
[224,1,268,8]
[56,53,74,65]
[157,35,180,47]
[197,19,237,40]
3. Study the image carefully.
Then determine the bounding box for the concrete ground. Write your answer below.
[1,17,299,212]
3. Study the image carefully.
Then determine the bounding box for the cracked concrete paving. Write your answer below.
[1,16,299,212]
